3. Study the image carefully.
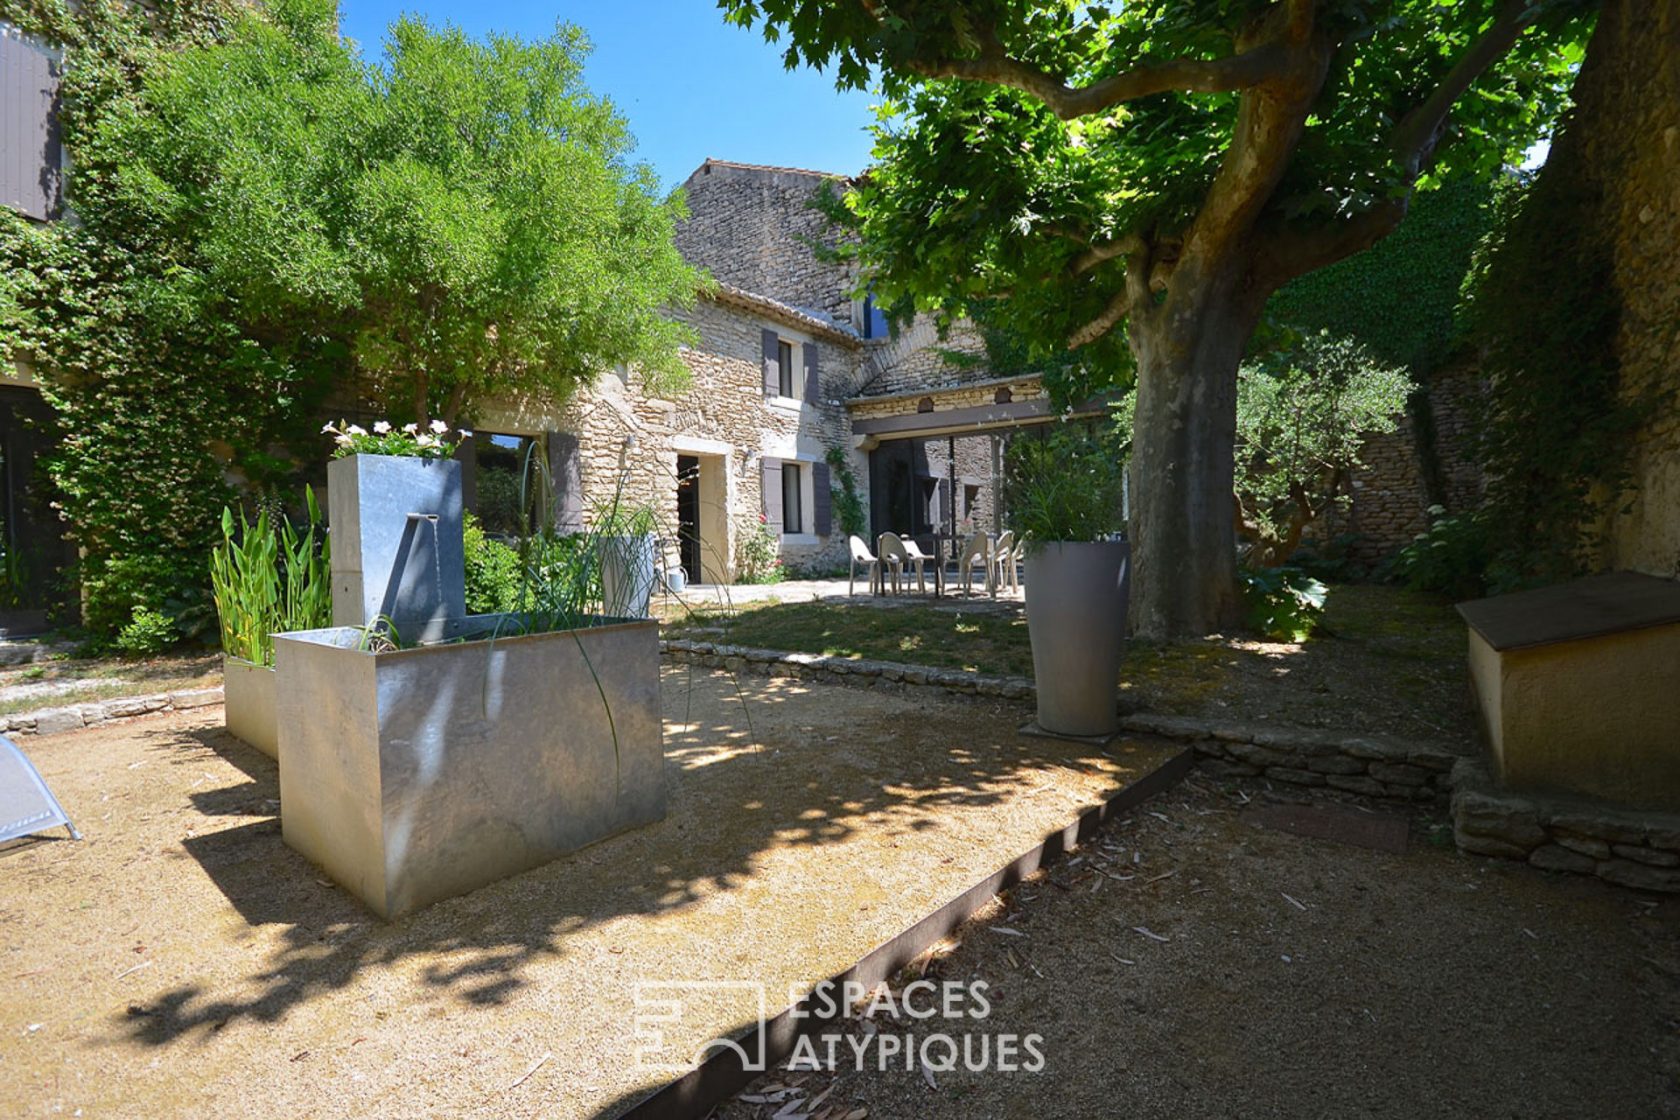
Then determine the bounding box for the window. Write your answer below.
[781,462,804,534]
[777,339,796,398]
[862,293,889,339]
[470,432,540,536]
[1,29,64,222]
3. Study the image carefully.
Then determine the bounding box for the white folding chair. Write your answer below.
[992,530,1016,596]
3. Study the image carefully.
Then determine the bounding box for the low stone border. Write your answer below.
[660,638,1035,700]
[5,686,224,737]
[1450,757,1680,892]
[1117,712,1461,802]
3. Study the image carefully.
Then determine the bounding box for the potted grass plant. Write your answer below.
[209,487,332,757]
[1003,425,1130,737]
[595,502,661,619]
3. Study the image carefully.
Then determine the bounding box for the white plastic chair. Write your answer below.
[848,535,882,596]
[958,533,992,597]
[877,532,923,594]
[992,531,1016,596]
[902,537,939,595]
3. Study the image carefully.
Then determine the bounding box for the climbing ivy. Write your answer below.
[0,0,332,637]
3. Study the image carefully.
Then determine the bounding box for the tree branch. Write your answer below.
[1068,287,1131,349]
[909,34,1288,121]
[1391,0,1545,177]
[1071,234,1143,274]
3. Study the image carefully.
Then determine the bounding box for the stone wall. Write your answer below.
[674,160,859,328]
[1320,363,1485,564]
[856,319,994,398]
[1573,1,1680,579]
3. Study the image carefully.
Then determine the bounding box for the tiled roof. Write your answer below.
[707,282,864,348]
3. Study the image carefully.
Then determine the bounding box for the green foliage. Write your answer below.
[109,0,702,419]
[322,419,464,460]
[1234,333,1412,564]
[725,1,1590,389]
[208,488,332,665]
[825,447,867,538]
[1002,425,1125,546]
[1267,180,1496,376]
[0,0,332,637]
[462,511,522,614]
[1447,161,1651,593]
[735,518,786,585]
[1387,506,1497,600]
[1239,566,1328,642]
[115,605,178,657]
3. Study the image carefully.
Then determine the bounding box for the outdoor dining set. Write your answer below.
[847,531,1025,598]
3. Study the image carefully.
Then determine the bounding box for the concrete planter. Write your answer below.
[222,656,278,759]
[1023,540,1131,737]
[600,534,658,618]
[274,615,664,919]
[328,454,465,640]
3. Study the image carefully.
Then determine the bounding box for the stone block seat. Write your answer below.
[1458,571,1680,811]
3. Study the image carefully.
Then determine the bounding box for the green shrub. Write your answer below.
[1387,507,1496,599]
[463,512,522,613]
[735,517,785,584]
[825,447,867,538]
[1239,566,1328,641]
[115,606,177,657]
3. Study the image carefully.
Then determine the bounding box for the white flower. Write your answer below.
[458,429,473,439]
[429,419,448,434]
[347,424,367,437]
[321,422,338,434]
[403,423,419,435]
[416,434,439,448]
[334,433,353,447]
[373,421,391,434]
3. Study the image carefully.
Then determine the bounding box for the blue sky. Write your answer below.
[338,1,879,192]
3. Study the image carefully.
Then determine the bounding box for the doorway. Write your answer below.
[676,454,702,582]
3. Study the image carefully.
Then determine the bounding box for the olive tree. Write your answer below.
[722,0,1590,636]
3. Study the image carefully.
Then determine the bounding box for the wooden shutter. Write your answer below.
[936,477,951,534]
[547,430,584,534]
[454,434,478,515]
[0,32,61,221]
[803,342,820,403]
[761,329,780,395]
[812,460,832,536]
[761,458,783,535]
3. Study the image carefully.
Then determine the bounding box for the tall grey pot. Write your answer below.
[600,533,658,619]
[1023,539,1131,737]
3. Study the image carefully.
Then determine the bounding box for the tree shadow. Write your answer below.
[117,664,1157,1048]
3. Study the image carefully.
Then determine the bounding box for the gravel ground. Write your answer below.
[715,778,1680,1120]
[0,670,1175,1120]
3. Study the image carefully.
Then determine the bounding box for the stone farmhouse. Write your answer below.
[465,157,1102,583]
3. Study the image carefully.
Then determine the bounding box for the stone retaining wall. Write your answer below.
[5,687,223,736]
[1118,712,1460,802]
[1451,757,1680,892]
[661,638,1034,700]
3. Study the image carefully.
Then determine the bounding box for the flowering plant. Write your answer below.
[321,419,470,460]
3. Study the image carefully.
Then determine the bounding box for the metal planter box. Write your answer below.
[274,615,664,920]
[222,656,278,759]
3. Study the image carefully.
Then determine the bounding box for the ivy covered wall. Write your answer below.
[0,0,334,638]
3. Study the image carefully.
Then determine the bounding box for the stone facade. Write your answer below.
[478,294,866,580]
[674,159,859,329]
[1573,1,1680,579]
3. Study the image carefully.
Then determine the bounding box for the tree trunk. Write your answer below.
[1127,275,1265,639]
